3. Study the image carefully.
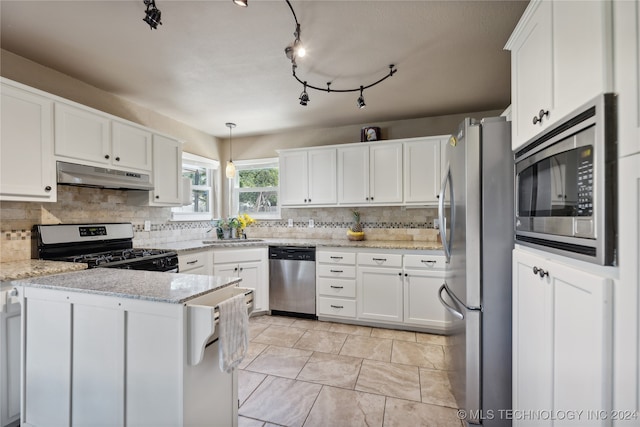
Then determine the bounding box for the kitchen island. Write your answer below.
[12,268,252,427]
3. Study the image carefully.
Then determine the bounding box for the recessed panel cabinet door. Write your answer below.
[279,150,309,205]
[338,145,369,204]
[404,138,442,204]
[151,134,182,205]
[1,83,56,201]
[54,102,111,164]
[308,148,337,205]
[112,121,153,172]
[370,143,403,204]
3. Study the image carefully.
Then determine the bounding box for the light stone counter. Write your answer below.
[0,260,88,291]
[12,268,242,304]
[151,238,444,254]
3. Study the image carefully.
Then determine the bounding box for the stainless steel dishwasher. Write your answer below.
[269,246,316,318]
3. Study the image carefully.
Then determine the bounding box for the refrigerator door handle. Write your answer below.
[438,283,464,320]
[438,166,454,262]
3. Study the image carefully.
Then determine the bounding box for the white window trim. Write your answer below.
[171,152,220,221]
[231,158,280,220]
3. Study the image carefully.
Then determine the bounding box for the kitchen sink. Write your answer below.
[202,239,264,244]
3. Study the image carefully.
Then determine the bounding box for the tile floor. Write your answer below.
[238,314,464,427]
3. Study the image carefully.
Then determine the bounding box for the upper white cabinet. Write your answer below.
[403,136,448,204]
[614,0,640,158]
[279,147,337,206]
[506,0,613,150]
[0,80,57,202]
[151,135,182,205]
[111,121,153,172]
[338,142,403,205]
[55,103,153,173]
[512,248,613,427]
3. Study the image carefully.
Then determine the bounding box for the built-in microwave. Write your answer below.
[514,93,617,265]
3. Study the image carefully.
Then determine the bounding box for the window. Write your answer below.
[231,158,279,219]
[171,152,219,221]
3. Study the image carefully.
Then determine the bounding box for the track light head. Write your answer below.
[299,82,310,106]
[142,0,162,30]
[233,0,248,7]
[357,87,366,109]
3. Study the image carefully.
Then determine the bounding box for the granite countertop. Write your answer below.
[0,260,88,291]
[152,238,444,253]
[12,268,242,304]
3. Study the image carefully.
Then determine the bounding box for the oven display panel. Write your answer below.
[79,226,108,237]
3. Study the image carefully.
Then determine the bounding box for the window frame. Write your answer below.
[231,158,280,220]
[171,152,220,221]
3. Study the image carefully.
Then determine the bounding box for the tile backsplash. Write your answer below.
[0,186,439,262]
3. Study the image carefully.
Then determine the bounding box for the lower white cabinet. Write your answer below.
[403,254,449,332]
[213,248,268,313]
[512,248,613,427]
[357,253,403,323]
[0,289,20,427]
[178,250,212,275]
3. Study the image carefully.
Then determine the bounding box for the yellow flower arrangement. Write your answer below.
[237,213,256,229]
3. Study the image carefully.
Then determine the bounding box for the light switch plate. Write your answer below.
[144,220,151,231]
[288,219,293,227]
[308,219,314,228]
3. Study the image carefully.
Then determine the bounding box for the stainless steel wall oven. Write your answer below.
[515,93,617,265]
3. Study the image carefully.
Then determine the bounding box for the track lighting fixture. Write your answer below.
[283,0,396,109]
[142,0,162,30]
[225,122,237,179]
[357,86,366,109]
[299,82,310,106]
[233,0,248,7]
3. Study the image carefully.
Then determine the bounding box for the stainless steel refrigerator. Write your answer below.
[437,116,513,426]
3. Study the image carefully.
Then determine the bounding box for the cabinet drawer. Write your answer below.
[403,254,447,270]
[317,278,356,298]
[213,248,265,264]
[317,264,356,279]
[317,251,356,265]
[317,297,356,318]
[179,251,210,272]
[357,253,402,268]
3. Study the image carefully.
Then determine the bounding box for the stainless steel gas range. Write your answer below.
[33,223,179,272]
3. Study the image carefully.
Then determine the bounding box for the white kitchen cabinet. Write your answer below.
[338,142,403,205]
[19,284,249,427]
[212,248,268,313]
[512,248,612,427]
[111,120,153,172]
[0,80,56,202]
[357,253,403,324]
[403,136,449,205]
[279,147,337,206]
[403,254,450,333]
[54,102,111,165]
[55,103,154,173]
[0,289,20,427]
[506,0,613,150]
[316,249,357,319]
[615,0,640,158]
[179,250,212,275]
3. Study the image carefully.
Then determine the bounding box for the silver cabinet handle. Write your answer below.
[330,304,344,309]
[330,285,344,289]
[421,260,436,265]
[186,260,198,265]
[532,266,549,278]
[330,269,343,273]
[372,258,387,262]
[330,256,343,260]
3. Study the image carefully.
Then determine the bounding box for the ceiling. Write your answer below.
[0,0,529,138]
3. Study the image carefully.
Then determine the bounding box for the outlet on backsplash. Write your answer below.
[308,219,314,228]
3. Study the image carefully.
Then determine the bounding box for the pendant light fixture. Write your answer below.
[225,122,237,179]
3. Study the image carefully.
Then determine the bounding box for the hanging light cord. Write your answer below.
[284,0,397,95]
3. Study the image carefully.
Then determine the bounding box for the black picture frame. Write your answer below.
[361,126,381,142]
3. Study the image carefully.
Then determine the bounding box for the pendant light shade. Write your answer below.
[225,122,237,179]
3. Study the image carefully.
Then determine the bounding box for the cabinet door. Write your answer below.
[508,0,554,150]
[308,148,337,205]
[550,259,612,420]
[151,134,182,205]
[55,102,111,164]
[112,121,152,172]
[357,267,403,323]
[370,143,403,204]
[238,261,267,311]
[614,0,640,157]
[338,145,369,204]
[404,138,441,204]
[0,297,21,426]
[553,0,613,121]
[403,270,449,332]
[512,249,553,427]
[279,150,309,205]
[0,83,56,202]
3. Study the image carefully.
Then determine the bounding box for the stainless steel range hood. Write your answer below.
[56,161,154,191]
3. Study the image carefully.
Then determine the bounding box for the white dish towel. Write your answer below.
[218,293,249,373]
